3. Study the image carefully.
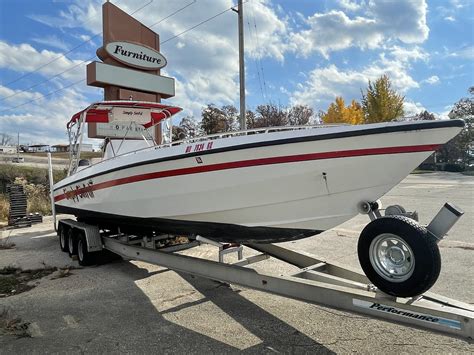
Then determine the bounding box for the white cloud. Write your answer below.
[404,100,426,116]
[0,85,93,145]
[386,45,428,62]
[444,16,455,22]
[422,75,440,85]
[338,0,364,12]
[289,57,419,111]
[0,41,86,82]
[449,45,474,60]
[32,35,70,51]
[290,0,429,58]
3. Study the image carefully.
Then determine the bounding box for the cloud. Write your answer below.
[422,75,440,85]
[32,35,70,51]
[404,100,427,116]
[0,41,87,82]
[338,0,364,12]
[0,85,93,145]
[290,0,429,58]
[289,56,419,111]
[449,45,474,60]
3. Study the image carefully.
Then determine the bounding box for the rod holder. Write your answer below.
[427,203,464,241]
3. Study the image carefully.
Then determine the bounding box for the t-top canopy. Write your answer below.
[67,101,182,129]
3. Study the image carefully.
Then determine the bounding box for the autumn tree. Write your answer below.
[361,75,404,123]
[200,104,238,134]
[437,87,473,165]
[321,97,364,125]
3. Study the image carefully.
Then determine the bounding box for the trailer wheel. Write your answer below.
[77,233,96,266]
[357,216,441,297]
[68,229,78,256]
[58,225,69,252]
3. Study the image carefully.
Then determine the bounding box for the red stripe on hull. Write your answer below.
[54,144,439,202]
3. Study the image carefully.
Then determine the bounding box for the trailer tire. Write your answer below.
[67,229,78,256]
[77,233,96,266]
[58,225,69,252]
[358,216,441,297]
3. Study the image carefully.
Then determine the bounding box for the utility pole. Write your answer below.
[233,0,246,130]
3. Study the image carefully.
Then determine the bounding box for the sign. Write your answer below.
[87,62,175,98]
[105,41,167,70]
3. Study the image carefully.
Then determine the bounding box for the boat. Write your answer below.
[53,101,464,243]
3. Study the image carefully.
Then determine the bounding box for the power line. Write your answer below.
[161,2,242,45]
[0,79,86,114]
[246,7,265,101]
[148,0,197,28]
[1,0,154,88]
[250,6,269,101]
[0,56,96,102]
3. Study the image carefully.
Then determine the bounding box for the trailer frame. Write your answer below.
[56,218,474,342]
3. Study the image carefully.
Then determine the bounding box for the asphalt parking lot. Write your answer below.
[0,172,473,354]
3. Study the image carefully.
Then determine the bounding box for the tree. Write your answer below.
[0,133,14,146]
[321,97,364,125]
[361,75,404,123]
[437,87,474,165]
[173,116,199,141]
[200,104,239,135]
[245,109,257,129]
[221,105,239,131]
[287,105,314,126]
[253,103,288,128]
[413,110,436,121]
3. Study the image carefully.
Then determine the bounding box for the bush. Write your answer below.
[13,177,51,216]
[0,194,8,222]
[0,164,66,193]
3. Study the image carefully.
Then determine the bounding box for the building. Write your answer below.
[27,144,50,152]
[51,143,94,152]
[0,145,17,154]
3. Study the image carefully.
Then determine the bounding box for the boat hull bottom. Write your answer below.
[56,205,322,243]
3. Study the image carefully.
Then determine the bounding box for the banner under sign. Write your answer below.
[95,121,155,139]
[108,107,152,123]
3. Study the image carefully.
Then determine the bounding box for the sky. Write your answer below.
[0,0,473,145]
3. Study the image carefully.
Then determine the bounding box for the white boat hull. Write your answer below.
[53,120,464,242]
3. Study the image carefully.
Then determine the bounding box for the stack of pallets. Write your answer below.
[7,184,43,228]
[7,184,30,227]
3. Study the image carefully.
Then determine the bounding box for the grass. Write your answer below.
[0,307,30,338]
[0,265,59,297]
[0,164,67,194]
[0,194,8,222]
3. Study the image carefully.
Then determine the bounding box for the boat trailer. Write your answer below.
[56,213,474,342]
